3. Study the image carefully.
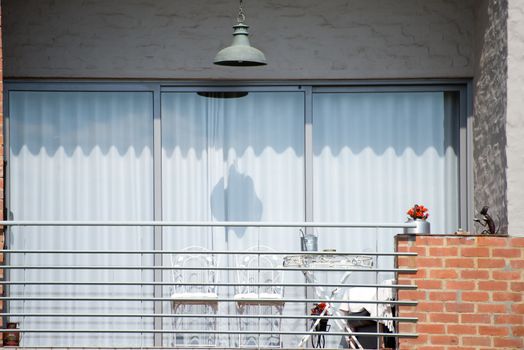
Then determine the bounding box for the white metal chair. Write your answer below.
[234,246,285,348]
[170,246,219,347]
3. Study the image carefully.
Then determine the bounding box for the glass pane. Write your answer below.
[9,91,155,347]
[313,92,459,231]
[161,91,305,347]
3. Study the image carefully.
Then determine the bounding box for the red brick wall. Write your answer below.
[0,0,4,332]
[396,235,524,350]
[0,1,4,220]
[0,2,4,257]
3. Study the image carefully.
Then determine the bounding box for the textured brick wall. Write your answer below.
[507,0,524,235]
[2,0,475,79]
[396,235,524,350]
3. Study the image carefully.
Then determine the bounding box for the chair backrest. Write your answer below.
[235,245,283,296]
[171,246,218,295]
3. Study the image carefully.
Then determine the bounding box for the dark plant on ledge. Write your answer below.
[474,206,503,235]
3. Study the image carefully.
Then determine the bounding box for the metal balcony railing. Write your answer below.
[0,221,418,349]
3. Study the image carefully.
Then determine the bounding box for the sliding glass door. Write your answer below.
[5,83,466,347]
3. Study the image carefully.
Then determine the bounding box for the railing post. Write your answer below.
[153,85,163,347]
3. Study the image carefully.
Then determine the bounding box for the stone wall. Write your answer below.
[397,234,524,349]
[472,0,508,234]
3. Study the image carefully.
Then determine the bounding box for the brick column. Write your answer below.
[396,235,524,350]
[0,0,4,336]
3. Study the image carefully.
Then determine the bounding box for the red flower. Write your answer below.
[311,302,330,315]
[407,204,429,220]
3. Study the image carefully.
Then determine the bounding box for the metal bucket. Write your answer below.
[301,234,318,251]
[404,219,431,234]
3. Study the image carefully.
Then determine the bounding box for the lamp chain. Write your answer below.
[237,0,246,23]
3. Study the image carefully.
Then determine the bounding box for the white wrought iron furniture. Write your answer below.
[170,246,219,347]
[283,253,374,348]
[234,246,285,348]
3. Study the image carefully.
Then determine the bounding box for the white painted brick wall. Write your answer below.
[507,0,524,236]
[3,0,475,79]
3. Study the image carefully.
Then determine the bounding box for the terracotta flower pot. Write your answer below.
[4,322,21,346]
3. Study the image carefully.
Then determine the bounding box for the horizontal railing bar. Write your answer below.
[0,249,416,256]
[0,313,418,321]
[0,281,417,289]
[0,265,417,273]
[0,348,352,350]
[0,348,371,350]
[0,329,418,337]
[0,220,416,228]
[0,348,387,350]
[0,296,417,305]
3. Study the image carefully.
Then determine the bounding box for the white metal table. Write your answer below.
[283,254,374,348]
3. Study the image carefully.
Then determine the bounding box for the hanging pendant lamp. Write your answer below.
[214,0,267,66]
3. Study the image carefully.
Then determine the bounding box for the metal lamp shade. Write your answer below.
[214,23,267,66]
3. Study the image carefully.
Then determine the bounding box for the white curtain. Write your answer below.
[9,91,155,347]
[161,92,305,347]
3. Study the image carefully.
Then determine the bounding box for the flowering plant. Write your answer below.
[311,302,330,316]
[311,302,330,345]
[407,204,429,220]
